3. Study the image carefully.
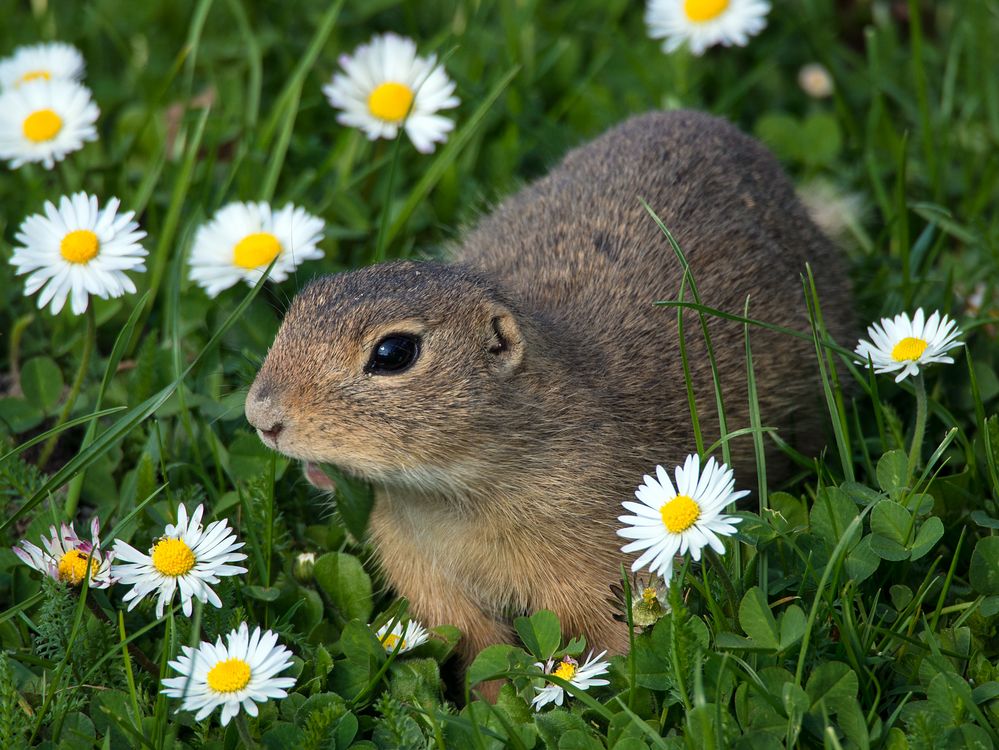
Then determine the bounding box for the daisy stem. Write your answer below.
[234,714,259,749]
[372,130,406,263]
[39,306,97,471]
[908,373,928,481]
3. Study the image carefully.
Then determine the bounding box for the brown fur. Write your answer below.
[245,111,853,681]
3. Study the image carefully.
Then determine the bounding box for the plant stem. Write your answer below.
[372,130,406,264]
[907,373,928,482]
[234,714,258,749]
[40,306,97,470]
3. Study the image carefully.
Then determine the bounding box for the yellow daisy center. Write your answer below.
[23,108,63,143]
[151,538,196,577]
[367,82,415,123]
[552,660,577,681]
[661,494,701,533]
[233,232,282,269]
[684,0,730,22]
[641,587,659,605]
[60,229,100,264]
[56,549,97,585]
[382,633,406,651]
[19,70,52,85]
[206,658,252,693]
[891,336,928,362]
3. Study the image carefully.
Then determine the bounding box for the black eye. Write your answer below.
[365,334,420,375]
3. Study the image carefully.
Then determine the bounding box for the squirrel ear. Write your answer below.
[485,307,524,375]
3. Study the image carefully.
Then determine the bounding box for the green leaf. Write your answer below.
[778,605,806,651]
[877,450,909,494]
[20,356,63,413]
[467,643,521,687]
[739,587,779,650]
[810,487,860,549]
[0,397,44,434]
[754,113,802,162]
[970,537,999,595]
[805,662,858,712]
[243,584,281,602]
[871,500,913,545]
[769,492,808,531]
[514,609,562,660]
[910,517,945,560]
[313,552,373,623]
[319,463,374,542]
[800,113,842,167]
[869,534,910,561]
[845,535,881,582]
[228,432,281,478]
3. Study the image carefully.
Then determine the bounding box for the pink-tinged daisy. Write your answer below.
[13,517,114,588]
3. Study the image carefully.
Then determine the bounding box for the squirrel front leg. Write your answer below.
[368,500,514,698]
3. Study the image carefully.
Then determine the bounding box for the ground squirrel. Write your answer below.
[245,111,853,681]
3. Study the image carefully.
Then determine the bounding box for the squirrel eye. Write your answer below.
[366,334,420,375]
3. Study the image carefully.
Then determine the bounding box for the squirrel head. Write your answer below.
[245,261,530,492]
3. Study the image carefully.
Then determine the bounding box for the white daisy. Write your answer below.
[162,622,296,726]
[618,454,746,581]
[645,0,771,56]
[12,517,115,588]
[187,201,325,298]
[798,62,834,99]
[374,619,430,654]
[10,192,147,316]
[0,79,98,168]
[322,32,460,154]
[854,308,963,383]
[531,651,610,711]
[0,42,85,90]
[111,504,248,618]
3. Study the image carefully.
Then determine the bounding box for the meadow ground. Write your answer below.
[1,1,998,748]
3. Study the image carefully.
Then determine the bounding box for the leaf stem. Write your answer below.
[40,306,96,472]
[908,373,928,481]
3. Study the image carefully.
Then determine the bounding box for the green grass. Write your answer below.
[1,0,999,747]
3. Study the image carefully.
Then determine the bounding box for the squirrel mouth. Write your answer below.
[303,462,336,491]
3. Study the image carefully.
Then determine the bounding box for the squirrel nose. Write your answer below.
[259,422,284,444]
